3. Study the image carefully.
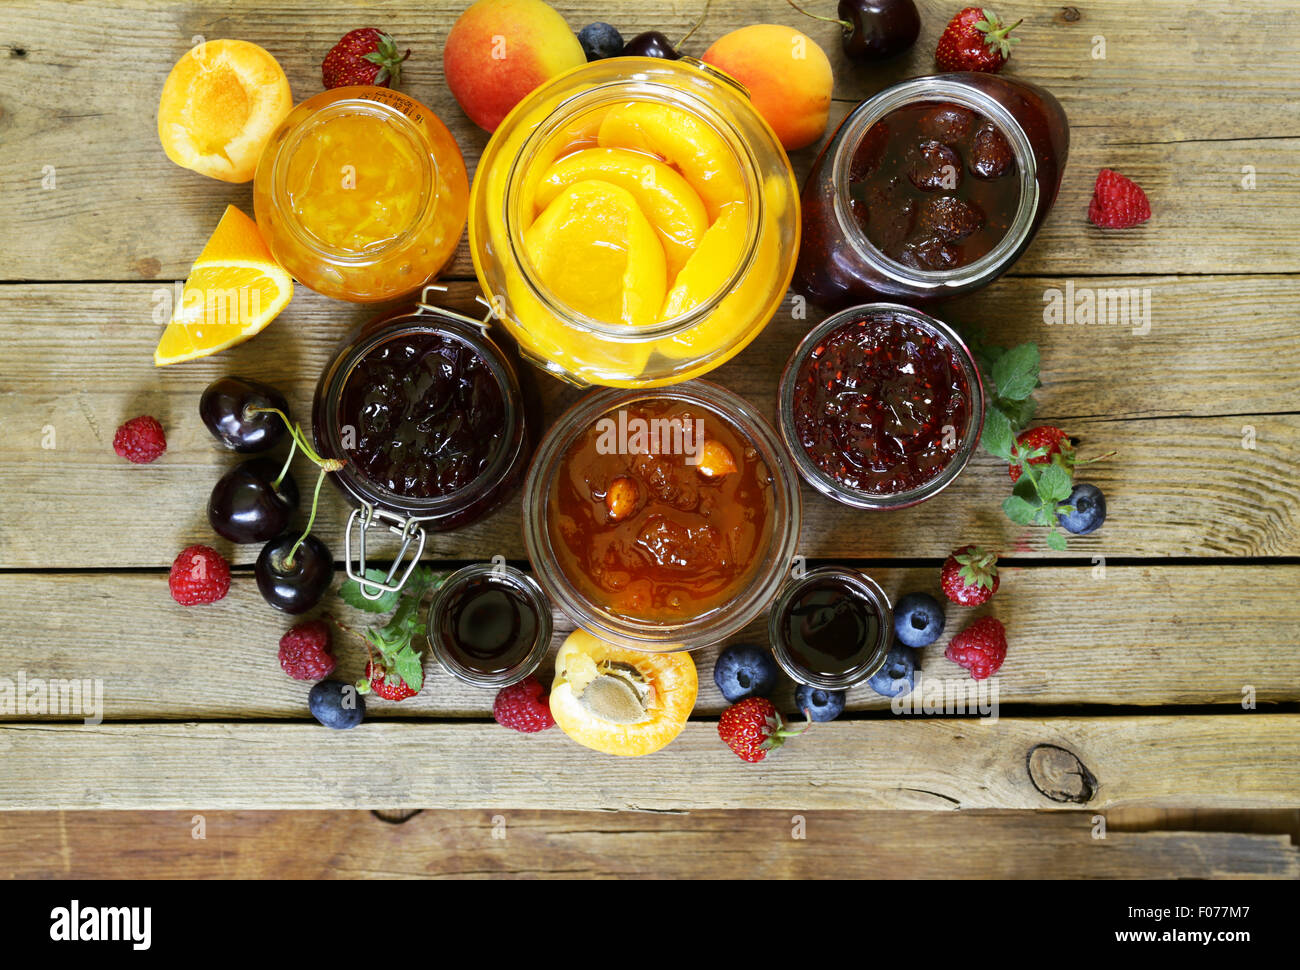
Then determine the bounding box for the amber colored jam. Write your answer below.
[435,576,540,675]
[547,400,775,623]
[849,101,1019,271]
[792,311,971,496]
[339,332,507,499]
[778,578,882,677]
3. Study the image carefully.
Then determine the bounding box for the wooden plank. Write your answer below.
[0,566,1295,720]
[1,1,1297,281]
[1,808,1295,879]
[2,280,1297,566]
[1,715,1297,810]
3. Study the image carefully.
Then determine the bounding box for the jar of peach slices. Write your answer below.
[254,86,468,303]
[469,58,800,388]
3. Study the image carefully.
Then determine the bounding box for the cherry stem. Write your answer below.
[272,435,298,490]
[677,0,714,48]
[285,465,327,569]
[247,406,343,472]
[784,0,850,31]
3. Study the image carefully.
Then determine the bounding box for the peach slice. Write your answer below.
[523,180,667,327]
[597,102,745,220]
[535,148,709,278]
[661,202,748,319]
[550,630,698,757]
[157,39,292,183]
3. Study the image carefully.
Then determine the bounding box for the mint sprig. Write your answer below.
[335,566,444,693]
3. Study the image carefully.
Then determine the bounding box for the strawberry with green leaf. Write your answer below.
[941,545,1000,605]
[335,566,444,701]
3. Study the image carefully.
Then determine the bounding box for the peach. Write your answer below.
[702,25,833,152]
[157,39,292,183]
[443,0,587,133]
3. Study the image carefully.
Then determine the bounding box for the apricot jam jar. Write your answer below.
[779,304,984,509]
[769,567,892,690]
[794,74,1068,311]
[254,86,469,302]
[523,382,801,651]
[313,297,532,599]
[469,58,800,389]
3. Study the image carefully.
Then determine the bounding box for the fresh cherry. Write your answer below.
[256,532,334,615]
[208,458,299,544]
[787,0,921,63]
[200,376,291,453]
[621,30,682,59]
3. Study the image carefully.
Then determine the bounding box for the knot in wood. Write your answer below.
[1027,743,1098,803]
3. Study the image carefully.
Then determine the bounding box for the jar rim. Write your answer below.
[767,566,894,690]
[522,380,802,652]
[830,76,1041,292]
[314,308,527,520]
[499,68,765,342]
[269,91,441,264]
[777,302,986,510]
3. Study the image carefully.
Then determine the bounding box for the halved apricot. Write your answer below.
[158,39,292,183]
[550,630,698,757]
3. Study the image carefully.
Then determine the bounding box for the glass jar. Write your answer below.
[523,381,802,651]
[794,73,1068,311]
[778,303,984,509]
[313,294,532,599]
[769,566,893,690]
[254,86,468,303]
[469,57,801,389]
[426,563,553,689]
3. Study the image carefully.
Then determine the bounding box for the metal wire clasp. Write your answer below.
[343,503,428,600]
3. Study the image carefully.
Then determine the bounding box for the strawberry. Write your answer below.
[717,698,809,763]
[361,659,418,701]
[1088,168,1152,229]
[940,545,1000,606]
[945,616,1008,680]
[493,676,556,733]
[935,7,1021,74]
[1008,425,1073,483]
[322,29,410,89]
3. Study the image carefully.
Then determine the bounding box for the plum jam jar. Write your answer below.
[314,293,532,599]
[779,303,983,509]
[794,74,1068,310]
[769,567,893,690]
[523,381,801,651]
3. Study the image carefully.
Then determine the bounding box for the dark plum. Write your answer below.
[255,532,334,615]
[199,376,290,453]
[208,458,299,544]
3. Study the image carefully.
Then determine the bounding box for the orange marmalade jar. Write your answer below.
[254,86,468,302]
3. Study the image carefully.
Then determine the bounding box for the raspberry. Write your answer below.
[364,660,418,701]
[945,616,1008,680]
[278,620,336,681]
[1088,168,1151,229]
[113,415,167,464]
[493,675,555,733]
[168,545,231,606]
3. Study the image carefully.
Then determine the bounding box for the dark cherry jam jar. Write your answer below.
[427,563,552,688]
[794,74,1068,310]
[779,303,984,509]
[314,296,532,599]
[769,567,893,690]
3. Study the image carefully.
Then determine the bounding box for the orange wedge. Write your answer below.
[154,205,293,366]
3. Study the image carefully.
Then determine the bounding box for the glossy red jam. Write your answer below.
[791,310,971,496]
[849,101,1019,271]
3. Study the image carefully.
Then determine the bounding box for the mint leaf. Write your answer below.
[981,405,1013,459]
[1002,495,1039,525]
[992,343,1040,401]
[338,570,402,613]
[1046,529,1068,552]
[393,645,424,693]
[999,395,1038,430]
[1038,462,1073,503]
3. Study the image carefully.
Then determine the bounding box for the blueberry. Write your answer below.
[868,646,917,698]
[578,22,624,60]
[893,591,946,648]
[309,680,366,730]
[1057,483,1107,535]
[795,684,846,722]
[713,644,779,702]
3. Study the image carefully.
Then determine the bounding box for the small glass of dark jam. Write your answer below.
[778,303,984,510]
[769,566,892,690]
[427,563,553,688]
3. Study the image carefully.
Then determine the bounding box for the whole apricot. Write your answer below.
[443,0,587,132]
[701,25,833,152]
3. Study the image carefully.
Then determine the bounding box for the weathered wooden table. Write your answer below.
[2,0,1298,878]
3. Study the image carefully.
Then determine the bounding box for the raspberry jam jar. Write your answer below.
[769,567,893,690]
[794,74,1068,310]
[523,382,801,651]
[313,293,532,599]
[778,303,983,509]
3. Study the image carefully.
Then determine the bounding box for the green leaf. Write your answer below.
[1011,475,1039,502]
[999,395,1038,431]
[338,570,402,613]
[393,645,424,693]
[992,343,1040,402]
[981,405,1014,459]
[1038,462,1074,503]
[1002,495,1039,525]
[1046,529,1068,552]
